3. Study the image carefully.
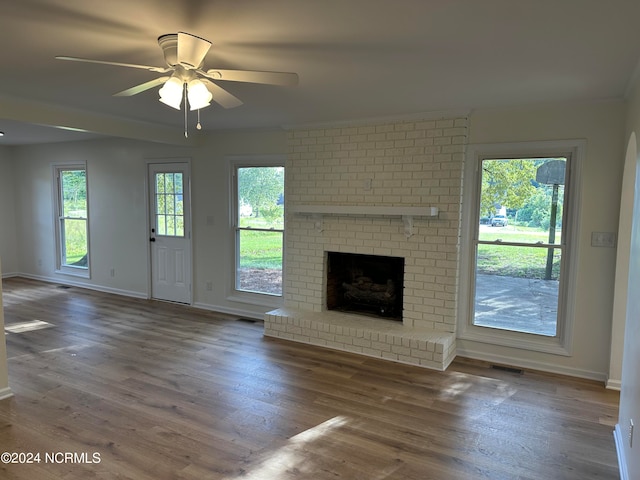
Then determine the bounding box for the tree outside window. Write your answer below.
[235,166,284,295]
[56,166,89,274]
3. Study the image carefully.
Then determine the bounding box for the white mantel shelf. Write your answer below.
[290,205,439,238]
[290,205,438,216]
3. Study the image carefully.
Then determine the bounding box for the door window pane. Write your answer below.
[155,172,184,237]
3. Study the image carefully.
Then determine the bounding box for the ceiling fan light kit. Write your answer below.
[187,79,212,110]
[158,76,184,110]
[56,31,299,136]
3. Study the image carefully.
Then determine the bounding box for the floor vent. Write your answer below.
[57,285,71,289]
[236,318,258,323]
[491,364,524,375]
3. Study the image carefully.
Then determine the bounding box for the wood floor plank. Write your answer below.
[0,278,620,479]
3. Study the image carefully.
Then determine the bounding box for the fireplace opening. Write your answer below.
[326,252,404,320]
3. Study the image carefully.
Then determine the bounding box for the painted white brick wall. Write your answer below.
[268,116,467,370]
[284,117,467,333]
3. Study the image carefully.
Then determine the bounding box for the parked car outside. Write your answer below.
[491,214,508,227]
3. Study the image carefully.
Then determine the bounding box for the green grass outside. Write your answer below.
[63,218,88,266]
[239,230,283,270]
[238,215,283,270]
[478,226,561,279]
[238,223,561,279]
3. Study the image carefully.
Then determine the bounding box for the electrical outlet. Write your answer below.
[110,268,115,278]
[630,419,635,448]
[205,281,213,291]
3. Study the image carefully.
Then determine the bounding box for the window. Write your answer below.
[459,141,583,355]
[54,165,89,276]
[234,164,284,296]
[154,172,185,237]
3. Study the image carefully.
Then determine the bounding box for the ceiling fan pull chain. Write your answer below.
[196,109,202,130]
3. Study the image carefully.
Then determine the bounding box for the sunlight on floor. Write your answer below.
[438,371,517,403]
[4,319,54,333]
[223,416,349,479]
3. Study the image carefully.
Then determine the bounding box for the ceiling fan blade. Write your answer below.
[177,32,211,68]
[56,56,170,73]
[113,76,170,97]
[201,79,243,109]
[202,68,299,86]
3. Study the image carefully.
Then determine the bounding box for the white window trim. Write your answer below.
[53,163,90,278]
[227,155,285,307]
[458,140,584,356]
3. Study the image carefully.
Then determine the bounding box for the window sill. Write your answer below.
[458,324,571,356]
[55,268,90,279]
[227,291,283,309]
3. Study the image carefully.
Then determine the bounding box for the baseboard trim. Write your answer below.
[0,387,14,401]
[192,302,265,321]
[614,424,629,480]
[17,273,147,300]
[456,346,607,383]
[10,275,272,322]
[606,378,622,391]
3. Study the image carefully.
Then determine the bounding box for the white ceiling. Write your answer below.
[1,0,640,145]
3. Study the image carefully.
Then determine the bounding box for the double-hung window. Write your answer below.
[459,141,583,355]
[54,165,90,277]
[233,163,285,296]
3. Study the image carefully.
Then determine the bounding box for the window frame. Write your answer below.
[53,163,90,278]
[458,140,584,356]
[229,156,285,305]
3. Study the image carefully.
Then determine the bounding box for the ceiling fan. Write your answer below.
[56,32,298,134]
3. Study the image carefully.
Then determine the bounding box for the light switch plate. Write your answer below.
[591,232,616,248]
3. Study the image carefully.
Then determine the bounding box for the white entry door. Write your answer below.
[148,162,192,304]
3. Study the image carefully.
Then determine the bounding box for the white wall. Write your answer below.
[9,130,287,317]
[609,133,636,390]
[191,130,287,314]
[459,100,626,380]
[615,77,640,480]
[0,147,18,275]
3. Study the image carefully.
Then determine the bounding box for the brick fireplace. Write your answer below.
[264,115,467,370]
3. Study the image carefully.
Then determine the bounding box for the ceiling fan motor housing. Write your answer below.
[158,32,212,70]
[158,34,179,67]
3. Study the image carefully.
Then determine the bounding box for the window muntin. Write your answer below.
[234,166,284,296]
[56,166,89,274]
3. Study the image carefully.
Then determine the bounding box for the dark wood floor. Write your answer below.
[0,277,620,479]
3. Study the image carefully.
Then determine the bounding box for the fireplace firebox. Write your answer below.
[326,252,404,320]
